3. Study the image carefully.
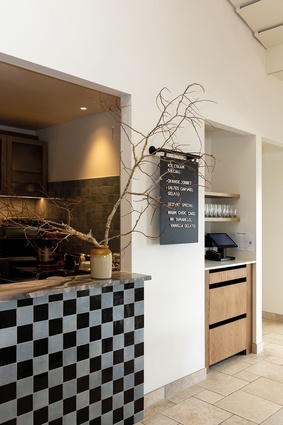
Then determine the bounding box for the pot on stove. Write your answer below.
[38,246,56,263]
[37,230,65,264]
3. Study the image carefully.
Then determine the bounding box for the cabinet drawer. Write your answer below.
[209,282,247,324]
[209,318,247,365]
[209,267,247,285]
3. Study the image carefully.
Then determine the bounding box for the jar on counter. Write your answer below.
[90,245,112,279]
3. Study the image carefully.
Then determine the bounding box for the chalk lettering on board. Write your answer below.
[167,179,180,184]
[180,187,193,192]
[167,202,180,207]
[160,156,198,244]
[167,185,180,191]
[167,191,180,196]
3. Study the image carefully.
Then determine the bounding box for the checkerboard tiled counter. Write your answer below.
[0,272,151,425]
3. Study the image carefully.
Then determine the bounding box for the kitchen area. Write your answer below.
[0,177,121,283]
[0,61,150,425]
[0,61,123,285]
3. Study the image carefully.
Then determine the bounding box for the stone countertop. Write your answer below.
[0,271,152,302]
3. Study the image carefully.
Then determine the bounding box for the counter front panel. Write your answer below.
[0,280,145,424]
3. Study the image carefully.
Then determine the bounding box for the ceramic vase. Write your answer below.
[90,245,112,279]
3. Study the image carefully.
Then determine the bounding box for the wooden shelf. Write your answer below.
[205,191,240,199]
[205,217,240,222]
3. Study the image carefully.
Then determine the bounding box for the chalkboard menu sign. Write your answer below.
[160,156,198,245]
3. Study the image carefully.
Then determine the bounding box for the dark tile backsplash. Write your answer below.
[48,177,120,255]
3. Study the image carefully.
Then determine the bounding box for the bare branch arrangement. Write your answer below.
[0,83,215,250]
[102,83,215,246]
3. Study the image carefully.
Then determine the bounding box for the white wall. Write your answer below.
[38,112,120,181]
[206,128,257,238]
[1,0,283,394]
[262,143,283,315]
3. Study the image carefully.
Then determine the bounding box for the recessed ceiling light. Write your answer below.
[80,106,87,110]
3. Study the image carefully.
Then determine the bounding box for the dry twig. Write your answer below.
[0,84,215,249]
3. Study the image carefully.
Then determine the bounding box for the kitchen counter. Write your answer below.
[205,250,256,270]
[0,270,151,301]
[0,271,151,424]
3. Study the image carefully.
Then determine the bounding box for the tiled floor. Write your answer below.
[138,319,283,425]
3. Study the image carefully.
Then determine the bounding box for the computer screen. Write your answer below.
[206,233,238,248]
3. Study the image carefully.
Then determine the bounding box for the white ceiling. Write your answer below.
[228,0,283,81]
[0,61,120,132]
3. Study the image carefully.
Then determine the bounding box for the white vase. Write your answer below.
[90,245,112,279]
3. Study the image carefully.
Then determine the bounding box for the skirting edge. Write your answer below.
[144,368,207,409]
[263,311,283,323]
[252,341,264,354]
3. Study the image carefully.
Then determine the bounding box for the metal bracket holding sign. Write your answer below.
[149,146,199,245]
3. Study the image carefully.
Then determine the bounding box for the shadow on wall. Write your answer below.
[48,176,120,255]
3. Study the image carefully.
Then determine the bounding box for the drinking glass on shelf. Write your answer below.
[212,204,218,217]
[221,204,228,217]
[205,204,211,217]
[216,204,222,217]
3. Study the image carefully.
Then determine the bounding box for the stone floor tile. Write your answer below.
[144,399,176,420]
[164,397,232,425]
[241,377,283,405]
[261,407,283,424]
[234,370,260,382]
[221,415,258,425]
[240,352,268,365]
[264,342,283,359]
[245,360,283,384]
[263,332,283,346]
[194,389,224,404]
[168,385,203,404]
[142,413,180,425]
[198,370,247,396]
[264,355,283,365]
[262,321,283,335]
[211,357,250,375]
[215,390,281,424]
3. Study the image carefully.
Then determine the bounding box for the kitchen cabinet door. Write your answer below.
[0,133,7,194]
[6,135,47,196]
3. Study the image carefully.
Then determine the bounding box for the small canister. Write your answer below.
[90,245,112,279]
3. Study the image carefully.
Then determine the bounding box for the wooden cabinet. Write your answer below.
[0,133,7,194]
[205,191,240,222]
[0,133,47,196]
[205,264,252,367]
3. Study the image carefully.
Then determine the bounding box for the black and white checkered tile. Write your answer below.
[0,281,144,424]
